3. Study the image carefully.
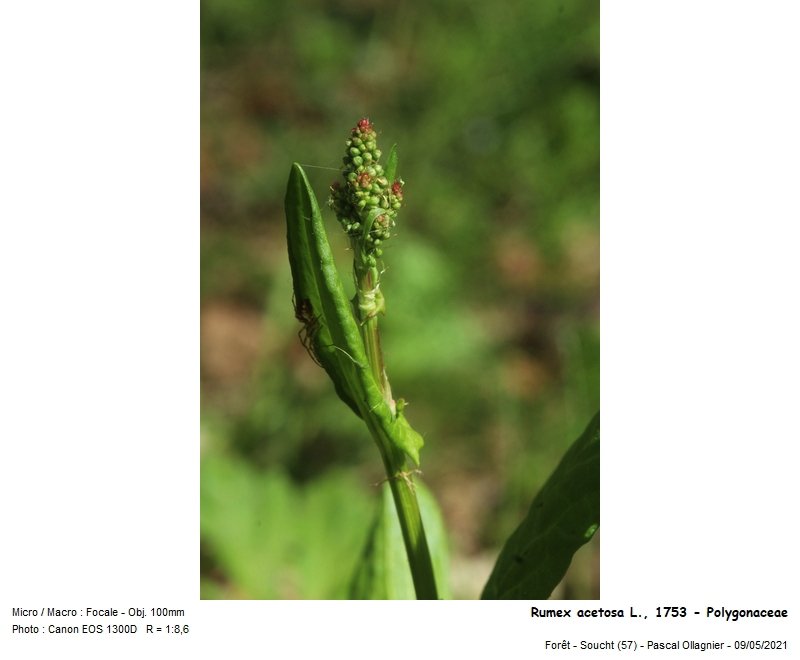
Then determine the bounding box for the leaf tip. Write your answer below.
[385,144,399,182]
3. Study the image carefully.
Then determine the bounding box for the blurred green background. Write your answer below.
[201,0,599,599]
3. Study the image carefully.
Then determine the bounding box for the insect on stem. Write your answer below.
[292,295,322,366]
[293,295,367,369]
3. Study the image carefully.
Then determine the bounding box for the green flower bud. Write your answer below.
[329,118,404,255]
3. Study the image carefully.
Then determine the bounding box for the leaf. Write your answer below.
[481,412,600,600]
[284,163,424,465]
[391,412,424,466]
[384,144,399,182]
[285,163,382,419]
[349,482,450,599]
[361,206,385,243]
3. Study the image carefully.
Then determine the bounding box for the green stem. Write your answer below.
[354,252,439,600]
[386,466,439,600]
[359,277,393,409]
[363,414,438,600]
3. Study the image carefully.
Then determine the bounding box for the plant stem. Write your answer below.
[386,465,439,599]
[362,397,439,600]
[354,256,439,600]
[357,266,393,410]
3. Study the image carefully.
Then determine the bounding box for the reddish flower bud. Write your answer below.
[391,181,403,199]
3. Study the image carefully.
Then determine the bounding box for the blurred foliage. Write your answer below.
[201,455,373,598]
[201,0,599,599]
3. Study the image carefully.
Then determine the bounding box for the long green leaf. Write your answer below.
[481,413,600,600]
[284,162,423,465]
[285,163,378,418]
[349,482,450,599]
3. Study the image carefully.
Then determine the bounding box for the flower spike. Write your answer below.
[329,118,403,257]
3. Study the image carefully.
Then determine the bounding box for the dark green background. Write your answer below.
[201,0,599,599]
